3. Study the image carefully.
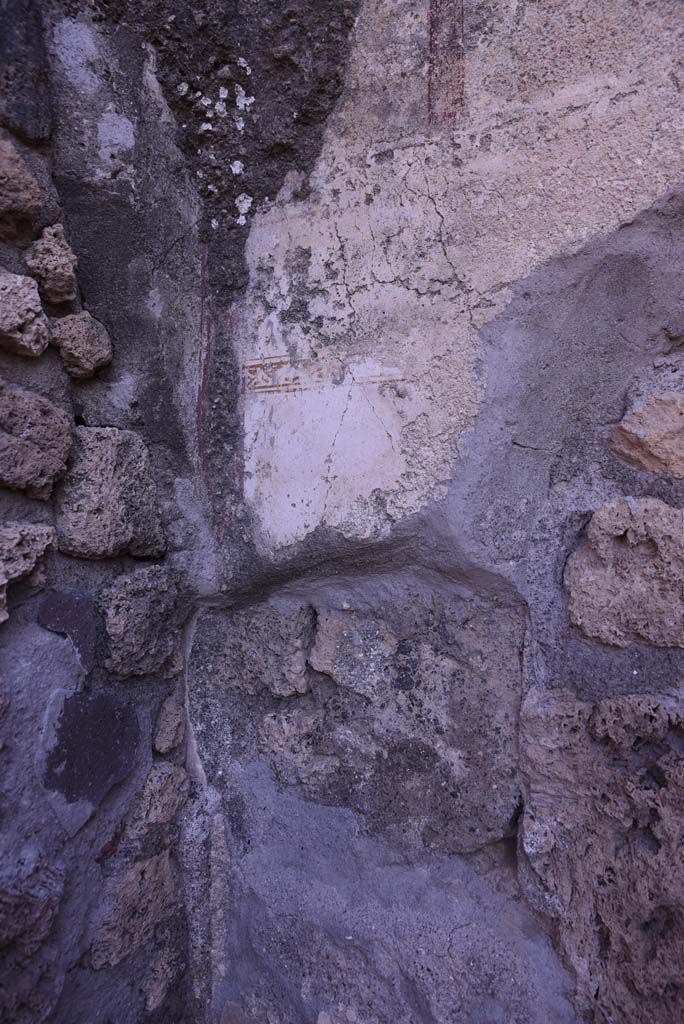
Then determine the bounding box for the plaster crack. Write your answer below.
[349,367,397,453]
[512,439,558,453]
[333,220,360,327]
[150,218,202,273]
[321,374,354,518]
[399,158,482,324]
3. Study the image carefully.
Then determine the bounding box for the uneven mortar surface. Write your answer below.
[2,2,684,1023]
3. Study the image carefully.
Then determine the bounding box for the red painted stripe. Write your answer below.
[428,0,465,127]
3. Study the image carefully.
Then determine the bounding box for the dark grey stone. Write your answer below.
[0,0,51,142]
[37,690,139,836]
[38,589,98,673]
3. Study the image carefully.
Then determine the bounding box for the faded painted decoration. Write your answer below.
[234,0,684,553]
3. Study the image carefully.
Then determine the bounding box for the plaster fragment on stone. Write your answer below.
[234,84,254,111]
[97,109,135,173]
[235,193,252,225]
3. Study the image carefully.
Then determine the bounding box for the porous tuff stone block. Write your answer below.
[565,497,684,648]
[153,688,185,754]
[522,689,684,1023]
[50,311,112,379]
[0,134,42,239]
[611,392,684,478]
[0,521,55,623]
[55,426,166,559]
[192,594,525,855]
[0,379,71,498]
[100,566,182,678]
[25,223,77,304]
[0,861,64,1024]
[125,762,190,839]
[0,270,49,356]
[89,850,175,969]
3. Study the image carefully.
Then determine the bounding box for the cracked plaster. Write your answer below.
[233,0,684,553]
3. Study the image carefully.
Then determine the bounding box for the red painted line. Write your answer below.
[428,0,465,127]
[196,246,213,478]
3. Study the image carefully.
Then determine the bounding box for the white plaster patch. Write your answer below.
[49,19,145,184]
[51,19,100,96]
[229,0,684,554]
[106,371,138,414]
[97,108,135,169]
[146,286,164,320]
[235,84,255,111]
[242,354,436,547]
[235,187,478,549]
[235,193,253,225]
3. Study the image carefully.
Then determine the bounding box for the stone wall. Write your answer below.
[2,2,684,1023]
[0,2,201,1018]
